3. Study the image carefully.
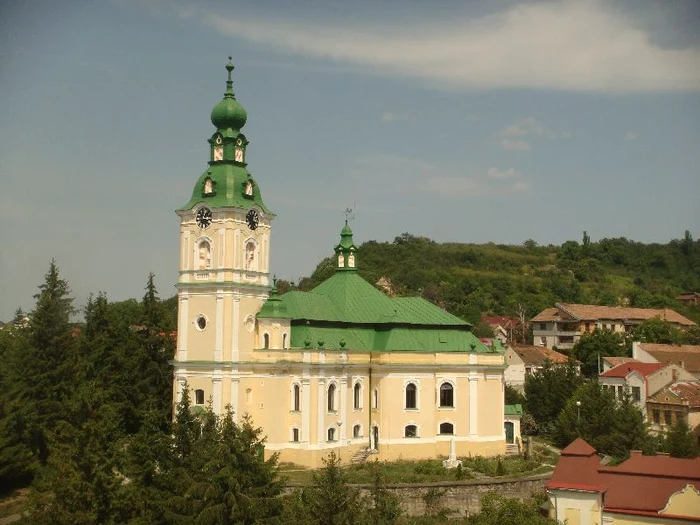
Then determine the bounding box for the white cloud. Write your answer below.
[193,1,700,92]
[623,131,639,141]
[488,167,520,179]
[496,117,569,151]
[499,138,532,151]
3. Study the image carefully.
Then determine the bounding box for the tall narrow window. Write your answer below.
[353,424,361,438]
[327,383,336,412]
[195,389,204,405]
[373,388,378,409]
[293,384,300,412]
[327,427,336,441]
[246,241,256,271]
[263,333,269,349]
[405,383,417,409]
[198,241,211,270]
[353,382,361,409]
[439,382,454,408]
[292,428,299,442]
[282,333,288,349]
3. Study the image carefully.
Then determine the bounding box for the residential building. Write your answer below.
[633,342,700,380]
[676,292,700,307]
[504,344,574,392]
[480,315,521,344]
[598,361,694,415]
[601,356,636,372]
[531,303,695,350]
[547,438,700,524]
[647,381,700,443]
[172,59,509,468]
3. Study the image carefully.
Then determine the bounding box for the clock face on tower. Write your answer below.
[246,209,259,230]
[196,207,213,229]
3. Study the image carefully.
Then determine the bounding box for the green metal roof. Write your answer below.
[504,404,523,416]
[179,163,272,212]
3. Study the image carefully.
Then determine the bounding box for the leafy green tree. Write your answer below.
[365,461,402,525]
[524,362,584,435]
[631,317,685,345]
[572,329,628,377]
[505,385,525,406]
[553,382,651,459]
[466,493,557,524]
[662,418,700,458]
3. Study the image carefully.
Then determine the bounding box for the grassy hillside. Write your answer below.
[290,232,700,325]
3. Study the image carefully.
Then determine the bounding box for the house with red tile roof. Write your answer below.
[504,344,576,392]
[647,381,700,443]
[633,342,700,380]
[601,356,636,372]
[480,315,521,343]
[677,292,700,306]
[546,438,700,524]
[531,303,695,350]
[598,361,694,416]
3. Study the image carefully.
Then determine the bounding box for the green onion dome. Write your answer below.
[210,57,247,130]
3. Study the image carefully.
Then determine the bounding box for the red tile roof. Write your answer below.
[532,303,695,326]
[668,381,700,407]
[599,361,664,379]
[547,440,700,518]
[481,315,520,329]
[602,357,637,368]
[510,344,572,366]
[639,343,700,374]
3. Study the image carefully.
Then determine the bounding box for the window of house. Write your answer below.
[616,386,623,399]
[327,427,336,442]
[664,410,672,426]
[653,410,660,424]
[539,323,546,331]
[353,382,362,410]
[327,383,336,412]
[263,333,269,349]
[632,387,641,402]
[540,337,547,346]
[439,422,454,435]
[372,388,378,409]
[404,425,418,438]
[405,383,417,410]
[293,384,300,412]
[439,382,454,408]
[195,389,204,405]
[292,428,299,442]
[353,424,361,438]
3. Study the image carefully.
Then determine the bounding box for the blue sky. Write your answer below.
[1,0,699,320]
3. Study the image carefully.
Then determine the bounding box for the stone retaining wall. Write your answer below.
[287,473,552,518]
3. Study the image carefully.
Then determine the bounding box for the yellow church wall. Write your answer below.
[660,484,700,519]
[478,376,505,438]
[604,513,693,525]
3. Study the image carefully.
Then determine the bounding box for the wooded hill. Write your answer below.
[288,231,700,326]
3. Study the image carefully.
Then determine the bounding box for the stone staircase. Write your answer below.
[505,443,520,456]
[350,448,374,464]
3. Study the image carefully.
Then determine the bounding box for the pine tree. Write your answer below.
[663,418,700,458]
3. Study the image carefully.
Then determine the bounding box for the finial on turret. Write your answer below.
[225,56,235,98]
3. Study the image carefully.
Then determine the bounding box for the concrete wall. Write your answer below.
[287,474,551,518]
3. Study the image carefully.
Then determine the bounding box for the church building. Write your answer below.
[173,59,508,467]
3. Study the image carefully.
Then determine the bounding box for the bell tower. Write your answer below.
[173,58,275,415]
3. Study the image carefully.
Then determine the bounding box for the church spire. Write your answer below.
[334,221,358,271]
[210,56,247,131]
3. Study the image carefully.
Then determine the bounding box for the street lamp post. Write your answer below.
[576,401,582,434]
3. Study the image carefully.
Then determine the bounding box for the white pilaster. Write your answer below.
[215,293,223,361]
[469,375,478,437]
[340,376,348,441]
[302,375,311,443]
[232,297,240,361]
[230,376,240,422]
[213,376,222,414]
[178,295,188,361]
[318,378,326,445]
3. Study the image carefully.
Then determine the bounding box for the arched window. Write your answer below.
[327,427,336,442]
[439,382,454,408]
[293,384,300,412]
[198,241,211,270]
[245,241,256,271]
[404,425,418,438]
[353,382,362,410]
[263,333,269,349]
[353,424,361,438]
[204,177,213,195]
[195,389,205,405]
[338,253,345,268]
[439,422,454,435]
[348,252,355,268]
[405,383,417,409]
[327,383,336,412]
[282,333,288,349]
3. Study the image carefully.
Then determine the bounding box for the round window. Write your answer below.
[196,315,207,331]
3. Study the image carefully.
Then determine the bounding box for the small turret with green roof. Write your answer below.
[334,221,358,271]
[180,57,273,215]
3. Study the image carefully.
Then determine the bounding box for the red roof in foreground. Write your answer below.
[547,440,700,518]
[599,361,664,379]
